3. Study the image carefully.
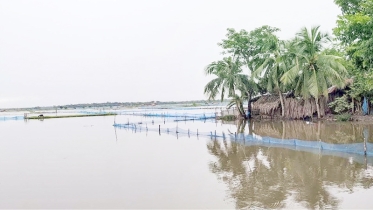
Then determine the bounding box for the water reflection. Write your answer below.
[229,120,373,143]
[207,139,373,209]
[210,120,373,209]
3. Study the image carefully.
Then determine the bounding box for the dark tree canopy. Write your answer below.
[334,0,373,71]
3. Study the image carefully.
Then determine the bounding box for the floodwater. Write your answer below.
[1,110,373,209]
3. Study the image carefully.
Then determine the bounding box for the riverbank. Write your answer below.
[218,113,373,122]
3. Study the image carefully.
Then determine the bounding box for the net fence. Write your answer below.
[114,122,373,156]
[110,111,217,121]
[0,116,24,121]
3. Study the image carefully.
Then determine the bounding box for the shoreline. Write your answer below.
[218,114,373,122]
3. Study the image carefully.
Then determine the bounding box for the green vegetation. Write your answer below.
[218,115,236,121]
[334,0,373,72]
[328,95,352,114]
[204,1,373,119]
[336,113,352,121]
[333,0,373,111]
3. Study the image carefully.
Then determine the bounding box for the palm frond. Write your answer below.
[308,70,319,99]
[281,60,299,85]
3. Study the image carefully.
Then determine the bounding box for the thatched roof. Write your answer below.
[252,94,281,115]
[252,93,329,118]
[328,78,353,94]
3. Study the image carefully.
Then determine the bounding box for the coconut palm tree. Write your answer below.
[204,57,251,118]
[253,35,291,117]
[204,57,245,101]
[226,94,246,118]
[237,77,259,118]
[281,26,347,118]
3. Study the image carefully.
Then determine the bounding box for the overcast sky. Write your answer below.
[0,0,341,108]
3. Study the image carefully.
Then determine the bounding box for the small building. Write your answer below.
[251,79,354,119]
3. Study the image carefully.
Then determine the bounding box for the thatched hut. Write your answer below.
[252,79,353,119]
[251,94,282,118]
[252,94,328,119]
[327,78,353,103]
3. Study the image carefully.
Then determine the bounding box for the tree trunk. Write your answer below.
[240,120,247,133]
[247,91,252,119]
[278,90,285,117]
[352,97,355,113]
[236,104,245,118]
[316,97,321,119]
[248,120,253,135]
[236,119,243,134]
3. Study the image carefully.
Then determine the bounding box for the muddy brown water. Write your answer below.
[1,113,373,209]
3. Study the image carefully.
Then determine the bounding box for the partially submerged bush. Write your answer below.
[219,115,236,121]
[328,95,351,114]
[336,113,351,121]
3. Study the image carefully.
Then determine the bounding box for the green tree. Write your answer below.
[218,26,280,117]
[333,0,373,71]
[237,78,259,118]
[204,57,248,118]
[333,0,373,108]
[226,94,246,118]
[349,70,373,102]
[281,26,348,118]
[218,28,251,64]
[253,30,297,117]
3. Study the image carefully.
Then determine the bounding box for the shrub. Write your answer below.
[219,115,236,121]
[328,95,351,114]
[336,113,351,121]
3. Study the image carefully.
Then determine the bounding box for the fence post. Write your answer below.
[197,129,199,136]
[159,125,160,135]
[364,129,368,156]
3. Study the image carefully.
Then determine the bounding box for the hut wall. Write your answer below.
[253,95,330,119]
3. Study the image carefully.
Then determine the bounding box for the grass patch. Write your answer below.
[336,113,351,121]
[27,113,116,119]
[219,115,237,121]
